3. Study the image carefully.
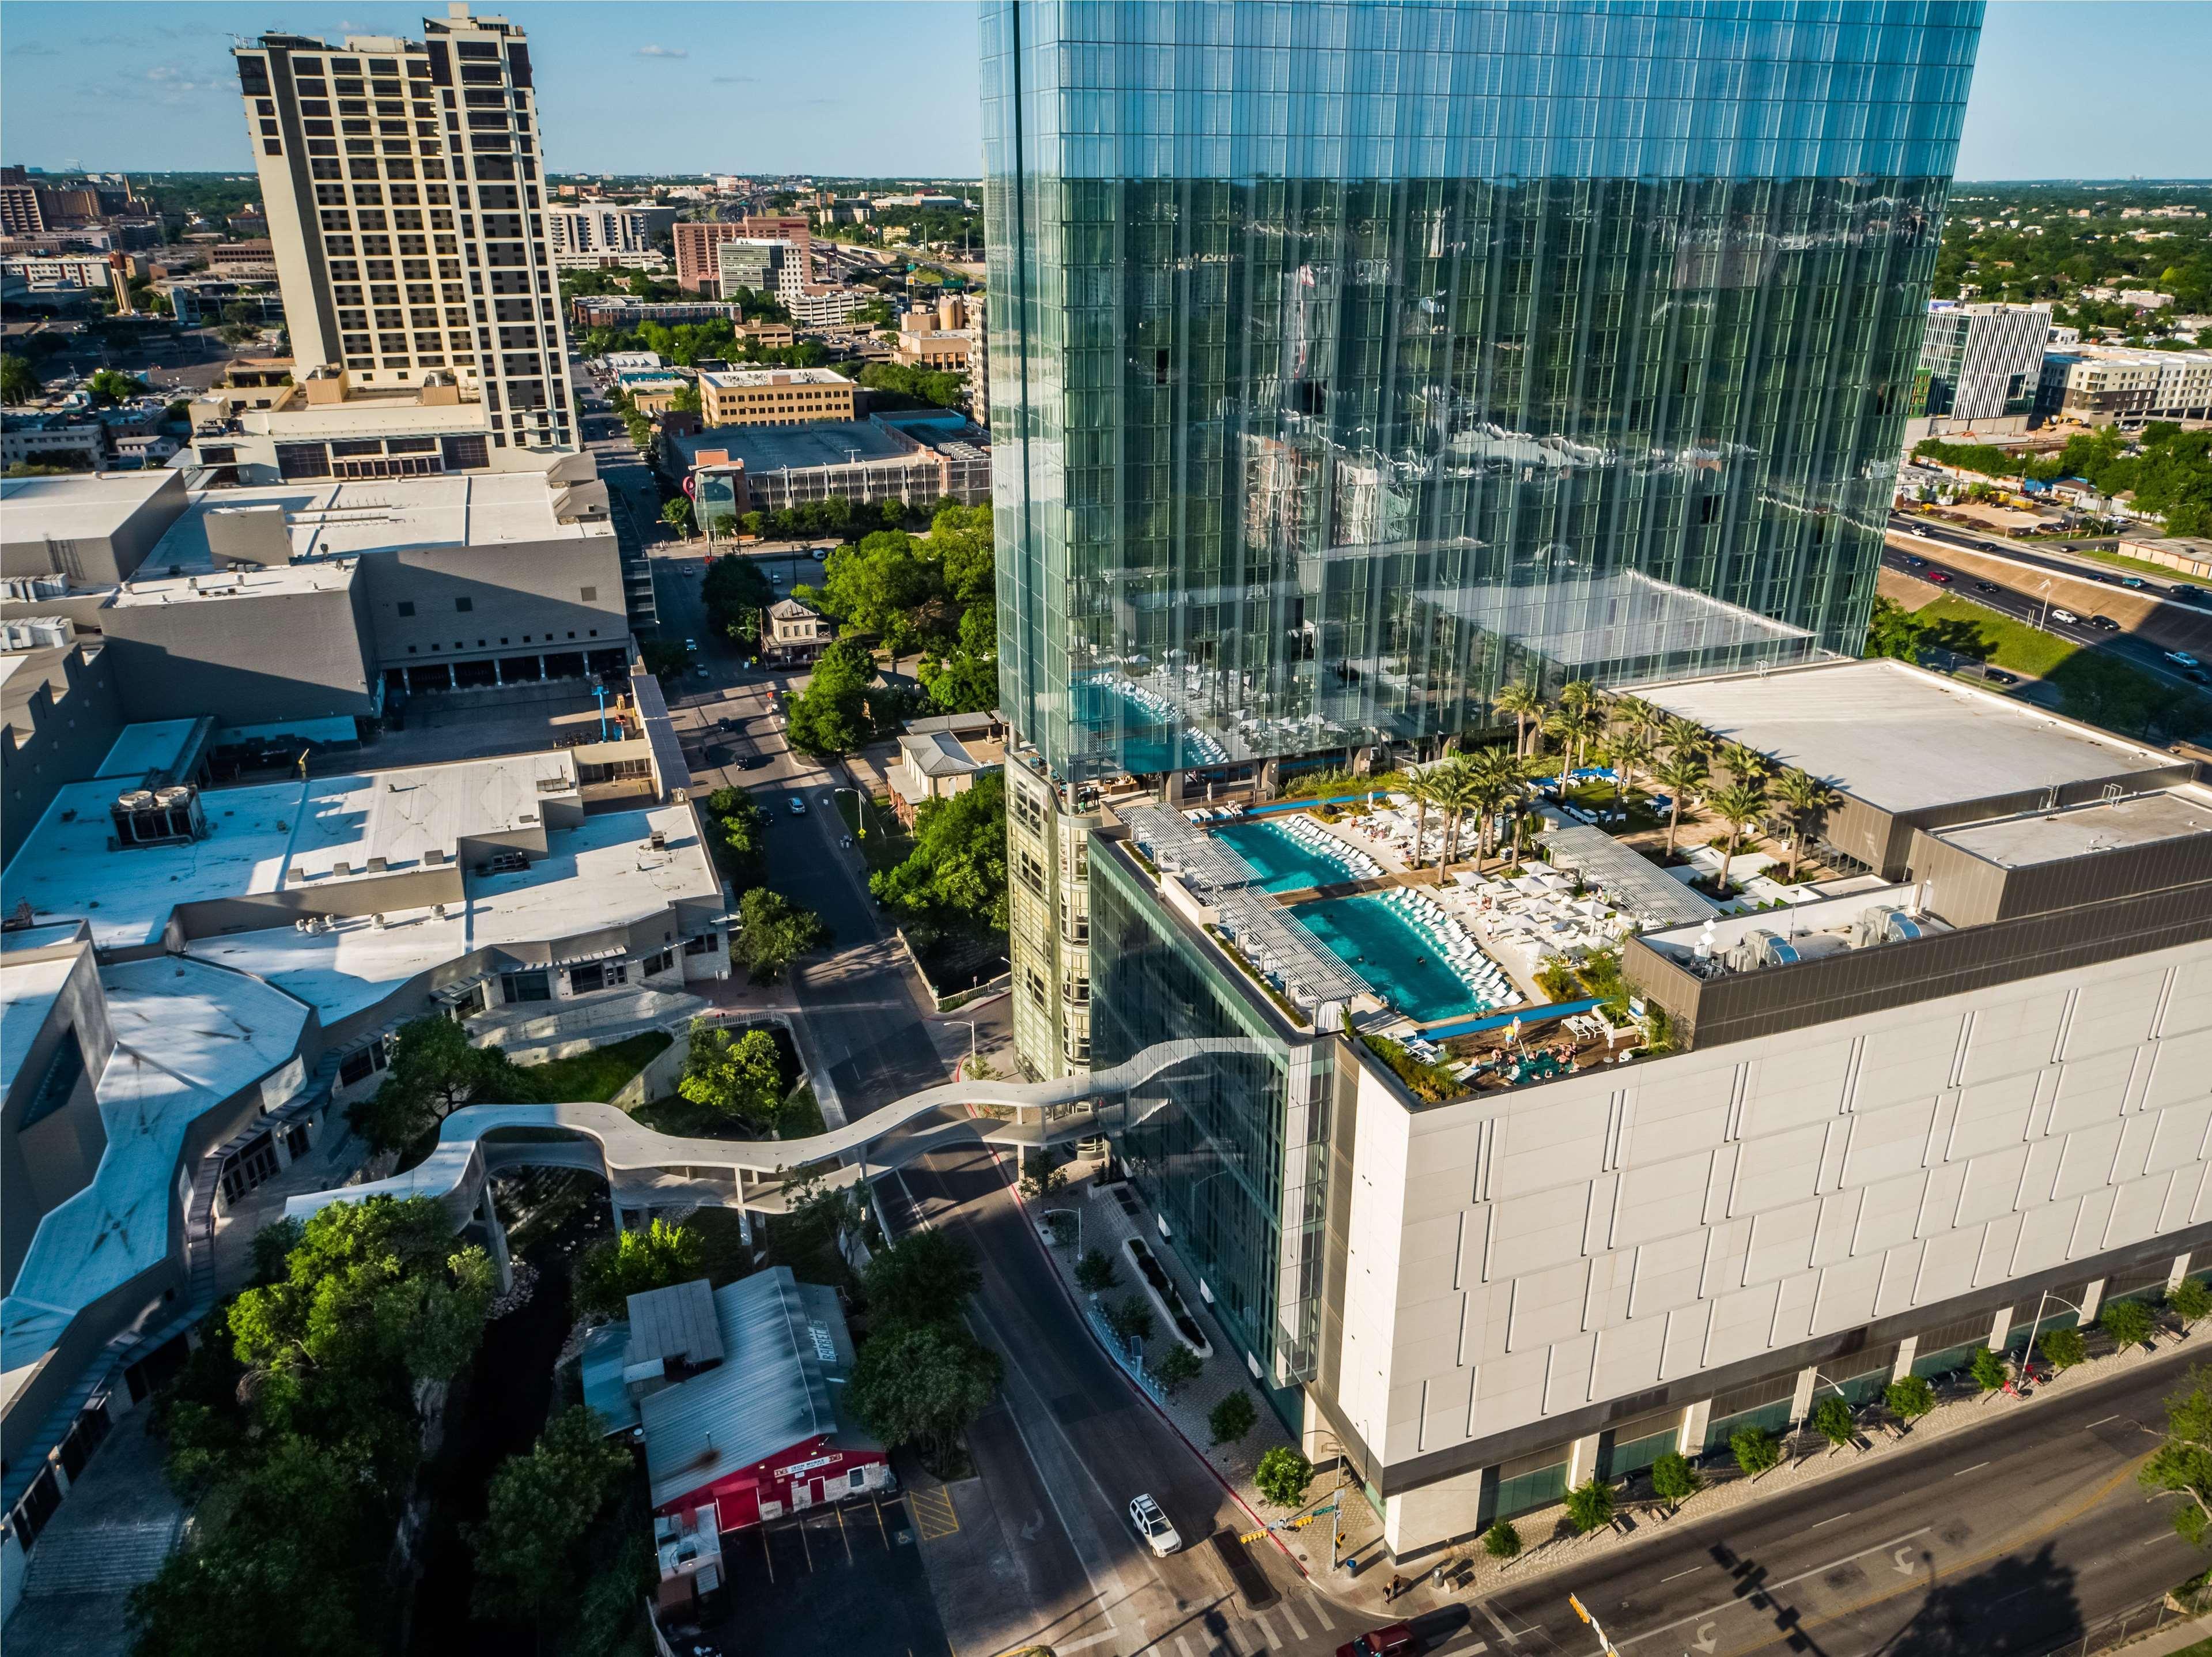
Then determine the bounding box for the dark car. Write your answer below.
[1900,554,1925,568]
[736,754,770,770]
[2176,586,2211,606]
[2088,614,2120,632]
[1975,580,2000,594]
[1336,1626,1416,1657]
[1980,666,2020,685]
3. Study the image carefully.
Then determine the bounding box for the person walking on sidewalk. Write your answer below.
[1385,1574,1405,1602]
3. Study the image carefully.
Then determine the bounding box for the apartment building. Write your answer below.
[1907,301,2057,437]
[0,166,41,237]
[546,201,677,266]
[713,237,800,303]
[2039,346,2212,428]
[230,5,576,452]
[695,367,855,427]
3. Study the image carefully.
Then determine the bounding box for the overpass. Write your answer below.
[283,1037,1272,1240]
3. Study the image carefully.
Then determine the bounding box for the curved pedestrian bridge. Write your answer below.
[286,1037,1269,1227]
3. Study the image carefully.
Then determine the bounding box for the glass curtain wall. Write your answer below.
[982,0,1984,786]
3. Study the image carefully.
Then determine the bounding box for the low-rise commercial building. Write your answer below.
[161,276,285,329]
[759,596,828,667]
[672,410,990,525]
[615,369,692,417]
[696,367,855,428]
[887,723,987,824]
[572,296,741,331]
[0,413,109,471]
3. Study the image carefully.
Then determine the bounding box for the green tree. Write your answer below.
[678,1021,787,1127]
[1731,1425,1783,1478]
[801,529,945,656]
[572,1218,704,1320]
[1104,1297,1155,1345]
[0,352,39,404]
[2040,1327,2089,1370]
[2143,1365,2212,1544]
[861,1228,982,1332]
[345,1017,529,1155]
[1885,1374,1937,1428]
[1969,1345,2010,1392]
[1706,780,1769,890]
[1652,750,1709,858]
[1483,1518,1524,1562]
[847,1320,1002,1466]
[785,639,875,757]
[731,886,831,983]
[1208,1390,1257,1445]
[1075,1248,1119,1293]
[2105,1297,2159,1350]
[1650,1451,1701,1511]
[1769,768,1842,882]
[1492,680,1546,757]
[466,1406,634,1628]
[1564,1477,1616,1534]
[701,787,769,889]
[1255,1447,1315,1509]
[2173,1278,2212,1334]
[660,496,693,536]
[702,555,776,643]
[871,770,1008,935]
[1810,1395,1858,1448]
[87,366,146,403]
[1154,1344,1203,1398]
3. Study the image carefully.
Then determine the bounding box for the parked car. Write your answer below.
[1924,569,1952,584]
[2088,614,2120,632]
[1127,1494,1181,1557]
[2050,609,2080,624]
[1335,1625,1417,1657]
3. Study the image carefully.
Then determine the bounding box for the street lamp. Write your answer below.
[2037,577,2054,630]
[956,1020,978,1077]
[1790,1369,1855,1447]
[2019,1288,2089,1383]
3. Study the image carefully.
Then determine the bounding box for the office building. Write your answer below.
[0,167,41,237]
[696,366,855,427]
[785,285,870,329]
[571,295,739,331]
[713,237,800,303]
[547,201,678,266]
[2039,346,2212,429]
[230,5,575,451]
[1088,657,2212,1558]
[982,0,1983,1081]
[1906,300,2056,437]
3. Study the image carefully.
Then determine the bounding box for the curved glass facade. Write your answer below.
[983,0,1984,783]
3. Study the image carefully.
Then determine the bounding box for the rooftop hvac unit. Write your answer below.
[111,783,203,848]
[1726,927,1852,972]
[0,575,66,603]
[1851,905,1951,949]
[1,615,72,651]
[648,828,667,851]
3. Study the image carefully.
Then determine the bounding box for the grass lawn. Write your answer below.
[515,1032,671,1102]
[1558,779,1665,832]
[1912,595,2081,677]
[836,788,914,876]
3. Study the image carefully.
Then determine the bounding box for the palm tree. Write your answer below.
[1662,716,1715,763]
[1718,741,1771,791]
[1707,779,1769,891]
[1651,750,1710,858]
[1470,746,1528,859]
[1609,693,1661,741]
[1604,724,1658,814]
[1403,768,1444,867]
[1493,680,1546,758]
[1427,756,1481,867]
[1545,699,1606,775]
[1558,678,1598,712]
[1769,768,1842,882]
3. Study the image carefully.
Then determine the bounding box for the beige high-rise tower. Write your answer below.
[233,4,574,454]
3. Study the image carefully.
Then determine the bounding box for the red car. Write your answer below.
[1924,569,1952,583]
[1336,1625,1416,1657]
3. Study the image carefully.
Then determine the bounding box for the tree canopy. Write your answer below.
[702,555,776,643]
[871,770,1008,937]
[466,1406,637,1629]
[678,1021,789,1128]
[345,1016,531,1156]
[573,1217,704,1320]
[862,1229,983,1332]
[731,886,831,982]
[784,639,877,756]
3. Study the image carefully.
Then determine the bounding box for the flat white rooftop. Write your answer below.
[4,753,580,950]
[1640,659,2183,817]
[0,469,179,549]
[94,719,206,781]
[697,367,852,388]
[234,398,489,440]
[1933,787,2212,867]
[186,801,720,1022]
[0,949,77,1098]
[133,473,613,575]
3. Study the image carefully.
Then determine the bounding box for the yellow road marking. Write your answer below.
[909,1486,961,1542]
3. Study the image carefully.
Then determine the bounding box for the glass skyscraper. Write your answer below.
[984,0,1982,785]
[983,1,1987,1394]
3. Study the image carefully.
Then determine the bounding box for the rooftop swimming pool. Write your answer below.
[1212,817,1365,894]
[1296,894,1493,1025]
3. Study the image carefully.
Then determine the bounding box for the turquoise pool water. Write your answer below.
[1295,895,1485,1024]
[1212,818,1361,893]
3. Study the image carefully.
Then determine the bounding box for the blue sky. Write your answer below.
[1,2,2206,180]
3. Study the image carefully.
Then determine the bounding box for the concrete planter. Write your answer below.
[1122,1236,1213,1358]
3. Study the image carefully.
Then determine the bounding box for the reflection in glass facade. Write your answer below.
[983,0,1985,784]
[1090,840,1329,1399]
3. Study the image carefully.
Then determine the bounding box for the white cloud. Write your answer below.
[636,44,689,59]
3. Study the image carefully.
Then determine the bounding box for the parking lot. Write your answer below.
[690,1490,953,1657]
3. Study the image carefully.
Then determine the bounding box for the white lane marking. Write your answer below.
[1435,1643,1491,1656]
[1307,1596,1337,1629]
[1054,1635,1117,1654]
[1279,1602,1309,1640]
[1811,1512,1852,1527]
[1952,1461,1990,1477]
[1174,1636,1197,1657]
[1616,1527,1933,1649]
[1660,1566,1704,1583]
[1253,1609,1281,1648]
[1473,1598,1525,1646]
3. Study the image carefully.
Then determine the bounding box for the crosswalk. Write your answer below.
[1132,1589,1510,1656]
